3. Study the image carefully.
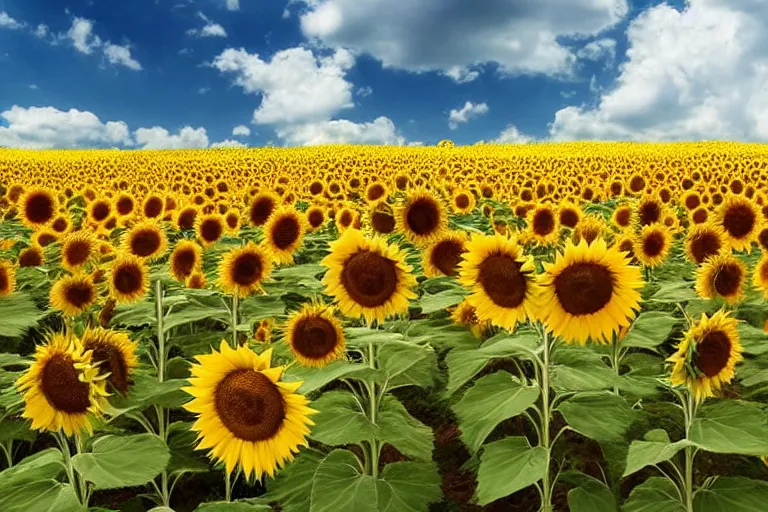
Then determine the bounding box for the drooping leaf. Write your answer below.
[649,281,697,303]
[551,346,617,392]
[415,288,467,314]
[0,448,63,495]
[376,461,442,512]
[475,436,548,505]
[693,477,768,512]
[377,396,434,461]
[621,312,679,350]
[557,392,635,442]
[0,481,80,512]
[566,474,616,512]
[0,293,46,338]
[0,418,35,443]
[622,477,685,512]
[284,359,373,395]
[263,450,324,512]
[377,341,438,390]
[738,323,768,356]
[308,391,376,447]
[623,430,692,477]
[689,400,768,455]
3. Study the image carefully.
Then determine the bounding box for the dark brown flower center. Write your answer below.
[0,268,9,293]
[610,182,623,196]
[38,233,57,247]
[19,248,43,267]
[63,280,94,310]
[685,194,701,210]
[689,232,721,264]
[638,201,661,226]
[694,330,731,378]
[116,197,134,216]
[692,208,708,224]
[340,250,398,308]
[338,211,353,227]
[554,262,614,315]
[559,209,579,228]
[430,239,465,276]
[232,252,264,286]
[309,181,324,195]
[308,209,325,228]
[271,216,300,250]
[642,231,665,257]
[371,211,395,234]
[722,203,755,238]
[171,247,197,279]
[25,192,55,224]
[477,254,527,308]
[86,342,130,394]
[629,175,646,193]
[532,209,556,236]
[130,228,162,257]
[615,208,631,227]
[291,315,339,360]
[226,213,239,230]
[214,369,285,442]
[91,201,111,222]
[178,209,197,230]
[41,353,91,413]
[113,263,143,294]
[200,218,223,243]
[406,197,440,236]
[758,228,768,251]
[143,197,164,218]
[250,197,275,226]
[65,240,92,267]
[52,218,68,232]
[713,262,742,297]
[455,194,470,210]
[395,176,408,190]
[367,183,385,201]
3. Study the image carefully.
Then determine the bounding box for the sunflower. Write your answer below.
[538,238,643,344]
[451,188,476,214]
[558,203,582,230]
[18,245,44,268]
[525,204,559,246]
[108,254,149,304]
[87,198,113,225]
[305,205,327,231]
[122,221,168,261]
[224,209,241,235]
[31,229,59,248]
[114,192,136,218]
[50,214,72,235]
[634,224,672,268]
[368,203,397,235]
[196,213,226,247]
[50,273,97,316]
[714,194,761,252]
[170,240,203,282]
[175,206,198,231]
[668,310,742,403]
[450,299,490,339]
[572,214,605,245]
[752,252,768,299]
[19,188,58,228]
[364,181,388,205]
[423,231,468,277]
[0,259,16,296]
[613,232,636,261]
[81,326,139,394]
[611,204,633,230]
[254,319,273,344]
[695,253,745,304]
[335,207,357,233]
[321,228,417,324]
[458,234,539,331]
[183,342,316,477]
[262,206,306,265]
[634,195,664,227]
[283,303,346,367]
[248,191,279,227]
[396,189,447,246]
[186,271,207,289]
[16,333,108,436]
[685,224,725,264]
[218,243,273,298]
[142,194,165,219]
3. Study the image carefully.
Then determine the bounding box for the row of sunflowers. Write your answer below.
[1,142,768,511]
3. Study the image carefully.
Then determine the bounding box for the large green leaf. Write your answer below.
[622,477,684,512]
[284,359,372,395]
[163,301,229,332]
[109,374,189,416]
[238,294,286,321]
[110,302,156,329]
[453,371,539,453]
[0,353,29,368]
[263,450,324,512]
[0,448,63,495]
[0,419,35,443]
[0,481,81,512]
[0,293,46,337]
[309,391,376,447]
[310,450,376,512]
[566,474,616,512]
[377,396,434,461]
[415,288,467,314]
[377,341,437,390]
[376,461,442,512]
[475,436,548,505]
[551,346,617,392]
[689,400,768,455]
[166,422,209,475]
[557,392,634,442]
[195,501,271,511]
[738,323,768,356]
[72,434,170,490]
[693,477,768,512]
[649,282,697,303]
[621,312,679,350]
[344,328,405,349]
[445,332,539,396]
[623,429,692,477]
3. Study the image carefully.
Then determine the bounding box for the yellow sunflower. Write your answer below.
[451,188,476,214]
[572,214,605,245]
[122,221,168,261]
[714,194,761,252]
[611,204,633,231]
[196,213,226,247]
[305,205,327,231]
[19,188,58,228]
[695,253,745,304]
[254,319,273,344]
[61,230,96,270]
[0,259,16,296]
[108,253,149,304]
[537,238,644,345]
[18,245,44,268]
[524,204,559,246]
[248,191,280,227]
[81,326,139,395]
[457,233,539,331]
[218,243,273,298]
[175,206,198,231]
[16,333,108,436]
[368,203,397,236]
[321,228,417,324]
[87,198,113,225]
[396,189,448,246]
[283,303,346,367]
[262,206,306,265]
[685,223,726,264]
[423,231,468,278]
[170,240,203,282]
[49,273,97,317]
[186,270,207,290]
[668,310,742,403]
[335,206,357,233]
[752,252,768,299]
[634,224,672,268]
[450,299,490,339]
[183,342,316,477]
[558,202,583,230]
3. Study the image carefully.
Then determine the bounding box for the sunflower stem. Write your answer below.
[682,390,697,512]
[224,470,232,502]
[231,293,239,348]
[610,333,621,395]
[0,441,13,468]
[154,279,171,507]
[539,325,553,512]
[367,341,379,480]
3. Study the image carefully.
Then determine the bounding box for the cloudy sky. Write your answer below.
[1,0,766,149]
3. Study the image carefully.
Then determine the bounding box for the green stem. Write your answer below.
[610,334,621,395]
[156,280,165,383]
[231,293,239,348]
[0,441,12,468]
[225,470,232,502]
[56,433,84,508]
[367,342,379,480]
[540,327,553,512]
[74,435,89,507]
[683,391,697,512]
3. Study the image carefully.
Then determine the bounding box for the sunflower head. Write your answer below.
[365,181,388,204]
[142,194,165,219]
[634,224,672,268]
[572,215,605,245]
[254,319,273,344]
[611,204,632,230]
[114,192,136,218]
[50,273,97,316]
[634,195,664,227]
[186,270,207,289]
[224,209,241,235]
[182,342,316,477]
[668,310,742,403]
[695,253,745,304]
[108,254,149,304]
[248,191,279,227]
[423,231,468,278]
[218,243,273,298]
[170,240,203,282]
[396,189,447,246]
[81,326,139,395]
[450,299,490,339]
[369,203,397,235]
[525,204,559,246]
[558,203,582,229]
[50,214,72,235]
[284,303,346,367]
[0,259,16,296]
[18,245,44,268]
[19,188,58,228]
[196,213,226,247]
[452,189,476,214]
[306,206,327,231]
[715,194,761,252]
[175,206,198,231]
[123,221,168,261]
[685,224,725,264]
[88,198,113,225]
[262,206,306,265]
[752,253,768,299]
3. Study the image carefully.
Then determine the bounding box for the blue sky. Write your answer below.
[1,0,765,149]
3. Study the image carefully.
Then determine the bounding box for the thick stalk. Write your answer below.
[683,391,696,512]
[610,336,621,395]
[1,441,12,468]
[154,280,170,507]
[367,342,379,480]
[231,293,239,348]
[225,470,232,502]
[540,328,552,512]
[57,433,83,507]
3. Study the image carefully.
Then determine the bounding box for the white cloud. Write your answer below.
[134,126,210,149]
[232,125,251,136]
[198,87,210,94]
[493,125,535,144]
[443,66,480,84]
[550,0,768,142]
[34,24,48,38]
[29,84,39,90]
[356,86,373,98]
[576,38,616,62]
[448,101,489,130]
[188,12,227,37]
[103,43,142,70]
[0,106,132,149]
[211,139,247,148]
[211,46,355,125]
[0,11,24,30]
[66,17,102,54]
[299,0,628,80]
[276,116,404,146]
[226,0,240,11]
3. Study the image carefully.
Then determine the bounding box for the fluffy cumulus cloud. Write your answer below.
[134,126,210,149]
[448,101,489,130]
[0,11,25,30]
[67,17,102,54]
[276,117,404,146]
[226,0,240,11]
[0,106,132,149]
[211,139,247,148]
[232,125,251,136]
[56,17,142,70]
[187,12,227,38]
[576,38,616,62]
[550,0,768,141]
[493,124,535,144]
[103,43,142,70]
[299,0,628,81]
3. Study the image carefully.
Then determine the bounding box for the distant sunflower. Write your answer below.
[31,229,59,248]
[196,213,226,247]
[50,214,72,235]
[19,188,57,228]
[396,190,447,246]
[262,206,306,265]
[335,207,357,233]
[458,234,539,331]
[538,238,644,345]
[321,228,417,324]
[284,303,346,367]
[364,181,388,205]
[634,195,664,227]
[81,326,138,395]
[305,206,327,231]
[175,206,198,231]
[752,253,768,299]
[572,215,605,245]
[114,192,136,218]
[18,245,44,268]
[450,299,490,339]
[0,259,16,296]
[715,194,761,252]
[525,204,559,246]
[61,230,95,270]
[224,209,241,235]
[16,333,108,436]
[634,224,672,268]
[183,342,316,477]
[248,191,279,227]
[186,271,207,290]
[611,204,633,230]
[170,240,203,282]
[142,194,165,220]
[451,189,476,214]
[50,273,96,316]
[108,254,149,304]
[613,233,636,261]
[558,203,582,230]
[218,243,273,297]
[87,198,113,225]
[668,310,742,403]
[757,227,768,252]
[368,203,397,235]
[685,224,725,264]
[254,319,273,344]
[695,253,745,304]
[423,231,467,277]
[123,221,168,261]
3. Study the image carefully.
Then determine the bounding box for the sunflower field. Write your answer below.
[2,142,768,512]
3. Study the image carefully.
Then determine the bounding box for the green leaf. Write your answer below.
[567,475,616,512]
[445,332,539,396]
[163,301,229,333]
[344,328,405,348]
[693,477,768,512]
[621,312,679,350]
[167,422,209,475]
[415,288,467,314]
[738,323,768,356]
[109,374,189,416]
[649,281,697,303]
[0,293,45,338]
[475,436,548,505]
[309,391,376,447]
[0,353,29,368]
[0,481,81,512]
[551,346,617,392]
[453,371,539,453]
[378,341,437,390]
[689,400,768,455]
[284,359,372,395]
[72,434,170,490]
[0,419,35,443]
[557,392,634,442]
[0,448,63,495]
[376,461,442,512]
[238,294,286,321]
[263,450,324,512]
[111,302,156,329]
[623,433,692,477]
[377,396,434,461]
[195,502,271,511]
[310,450,376,512]
[622,477,685,512]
